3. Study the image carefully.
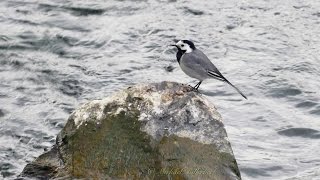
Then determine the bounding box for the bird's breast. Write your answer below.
[179,56,207,81]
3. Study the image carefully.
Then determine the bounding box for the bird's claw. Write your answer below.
[186,84,200,92]
[192,88,200,93]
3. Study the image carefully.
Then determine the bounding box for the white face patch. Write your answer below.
[176,40,193,53]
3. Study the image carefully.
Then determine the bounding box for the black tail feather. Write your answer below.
[207,70,247,99]
[225,80,247,99]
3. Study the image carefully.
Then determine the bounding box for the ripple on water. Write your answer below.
[0,53,23,65]
[59,79,84,98]
[183,7,205,16]
[0,162,15,178]
[277,128,320,139]
[0,109,5,117]
[309,107,320,115]
[252,116,267,122]
[14,96,34,106]
[1,32,83,57]
[58,102,75,114]
[287,62,318,74]
[8,18,39,26]
[312,12,320,17]
[62,7,105,16]
[24,129,47,138]
[38,3,105,16]
[21,34,75,56]
[14,134,31,144]
[15,9,31,15]
[47,118,65,129]
[0,162,14,172]
[241,166,283,178]
[39,2,144,17]
[0,44,38,51]
[295,101,318,108]
[239,5,271,11]
[164,65,175,72]
[267,87,302,98]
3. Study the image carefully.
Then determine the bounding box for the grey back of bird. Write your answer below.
[180,49,222,80]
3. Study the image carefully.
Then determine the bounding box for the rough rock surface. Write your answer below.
[20,81,241,180]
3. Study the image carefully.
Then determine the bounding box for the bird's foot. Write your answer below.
[185,85,194,91]
[192,88,200,93]
[186,85,200,92]
[192,87,199,92]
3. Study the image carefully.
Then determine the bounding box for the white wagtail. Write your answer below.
[171,40,247,99]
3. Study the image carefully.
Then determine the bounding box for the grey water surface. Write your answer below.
[0,0,320,179]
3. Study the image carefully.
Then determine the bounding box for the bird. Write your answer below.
[170,40,247,99]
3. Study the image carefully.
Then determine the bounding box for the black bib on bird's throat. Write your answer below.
[176,49,185,64]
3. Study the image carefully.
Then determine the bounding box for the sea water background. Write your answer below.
[0,0,320,179]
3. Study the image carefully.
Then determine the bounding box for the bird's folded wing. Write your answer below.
[182,50,226,81]
[207,70,226,81]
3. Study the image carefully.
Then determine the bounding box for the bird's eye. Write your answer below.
[181,44,184,47]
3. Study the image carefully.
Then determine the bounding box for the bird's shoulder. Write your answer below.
[182,49,211,64]
[181,49,222,74]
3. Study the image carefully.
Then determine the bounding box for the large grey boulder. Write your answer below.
[20,81,241,179]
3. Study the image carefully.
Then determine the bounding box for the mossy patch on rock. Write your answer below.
[62,108,162,179]
[157,135,241,180]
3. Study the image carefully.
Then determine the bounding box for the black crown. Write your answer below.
[182,40,196,50]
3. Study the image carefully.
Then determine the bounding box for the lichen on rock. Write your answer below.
[20,81,241,180]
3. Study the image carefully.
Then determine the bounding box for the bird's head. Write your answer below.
[170,40,196,53]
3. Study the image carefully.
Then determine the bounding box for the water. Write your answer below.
[0,0,319,179]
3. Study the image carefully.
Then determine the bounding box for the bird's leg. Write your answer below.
[193,82,200,89]
[193,81,202,90]
[196,81,202,90]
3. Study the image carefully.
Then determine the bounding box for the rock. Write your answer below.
[20,81,241,180]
